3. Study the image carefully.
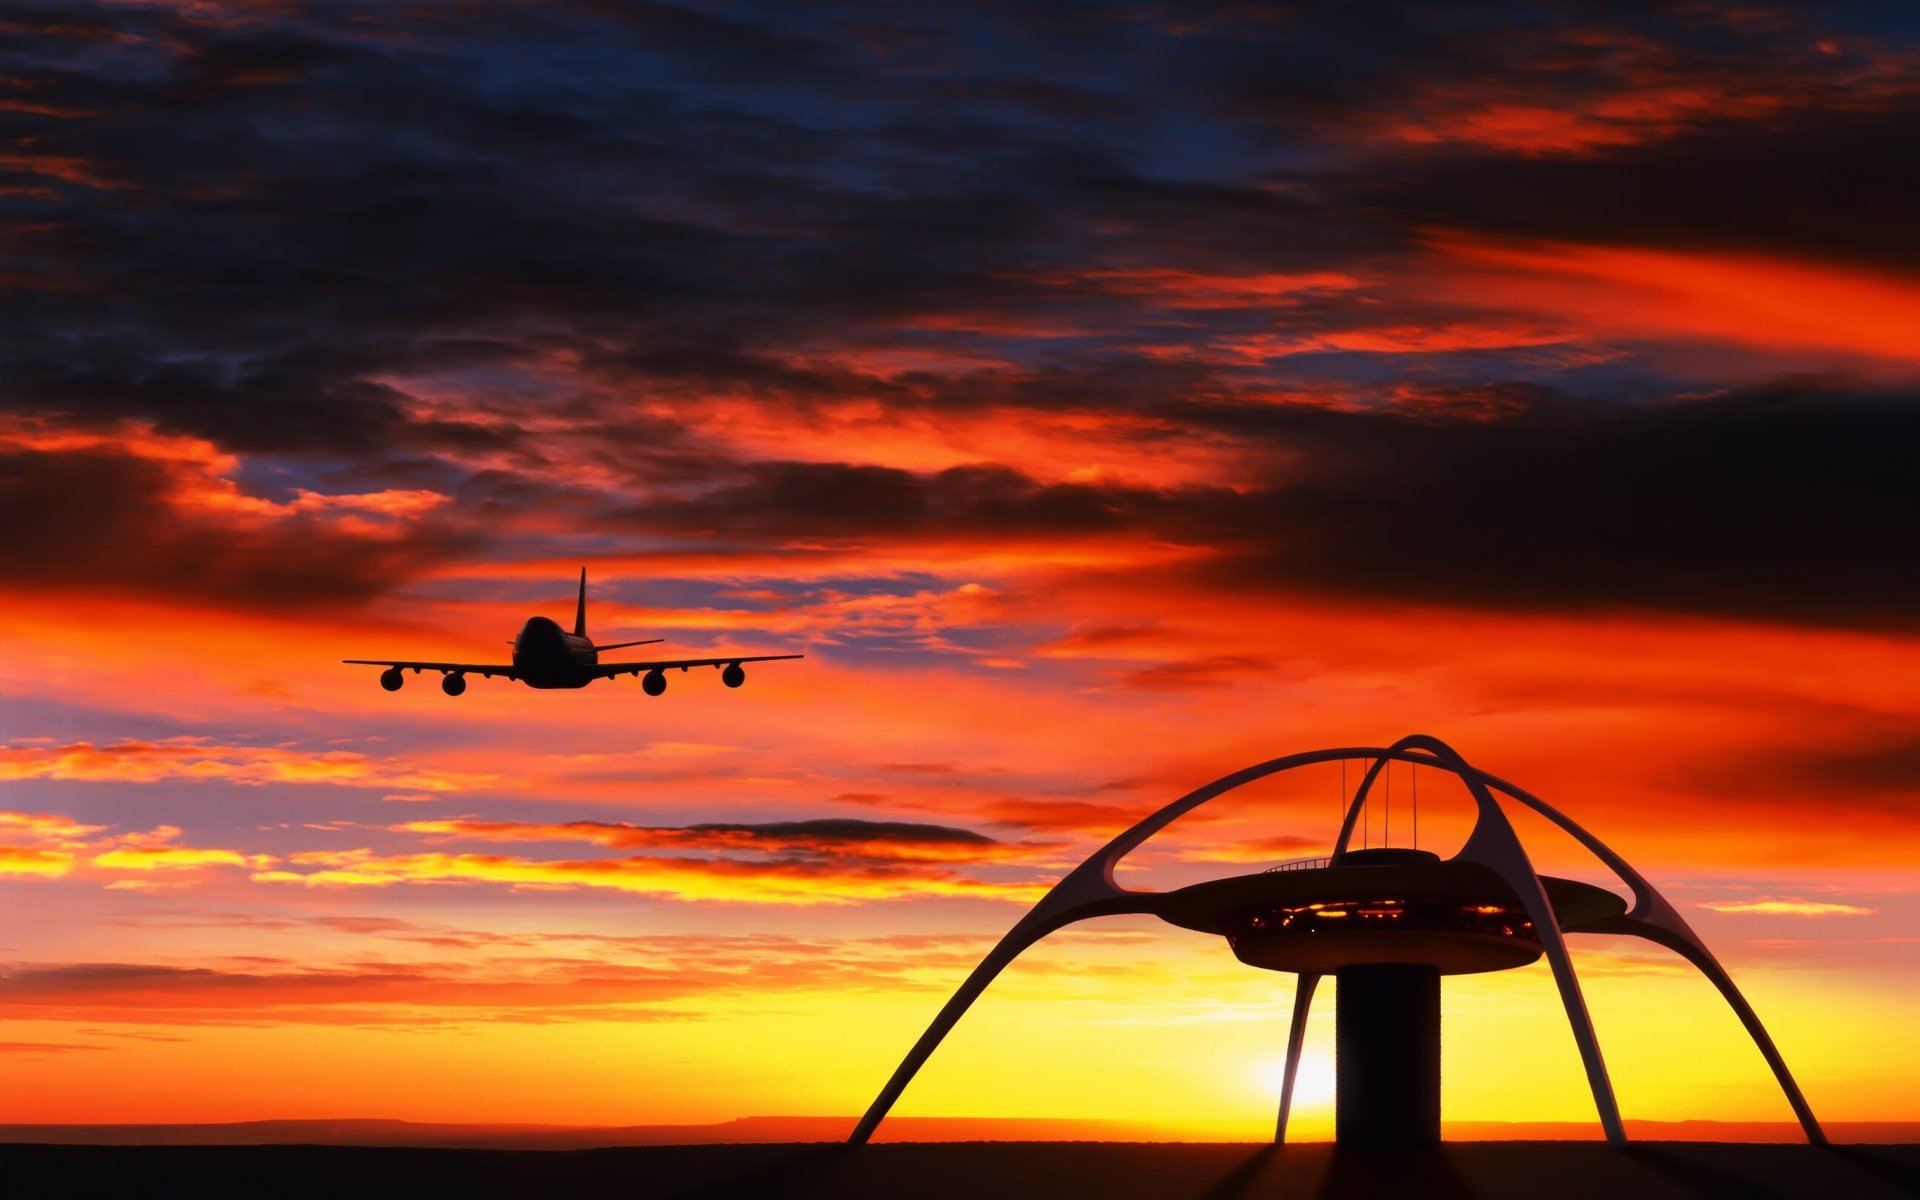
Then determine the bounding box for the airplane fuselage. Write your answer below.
[512,615,599,688]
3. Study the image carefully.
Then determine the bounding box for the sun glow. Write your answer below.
[1258,1052,1337,1111]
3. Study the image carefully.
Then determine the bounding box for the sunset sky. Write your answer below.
[2,0,1916,1140]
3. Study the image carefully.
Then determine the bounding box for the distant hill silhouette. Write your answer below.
[4,1115,1917,1147]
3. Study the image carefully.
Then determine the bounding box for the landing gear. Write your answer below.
[642,669,667,696]
[380,668,404,692]
[442,673,467,697]
[721,662,745,688]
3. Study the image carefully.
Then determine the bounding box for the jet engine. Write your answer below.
[380,668,404,692]
[722,662,745,688]
[642,670,667,696]
[442,673,467,697]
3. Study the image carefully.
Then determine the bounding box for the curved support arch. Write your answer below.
[1410,736,1628,1145]
[845,891,1150,1144]
[1464,774,1826,1145]
[1581,914,1825,1143]
[1273,972,1320,1143]
[850,745,1389,1145]
[850,736,1822,1148]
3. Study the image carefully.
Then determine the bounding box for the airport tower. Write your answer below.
[849,735,1825,1148]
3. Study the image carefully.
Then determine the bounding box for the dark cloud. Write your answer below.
[553,0,855,86]
[1752,731,1920,807]
[3,345,458,458]
[1367,96,1920,270]
[607,381,1915,627]
[681,818,997,847]
[0,961,410,995]
[0,958,748,1022]
[1201,381,1919,628]
[2,0,1914,632]
[615,460,1231,541]
[1113,655,1275,692]
[0,0,1370,456]
[402,815,1043,864]
[1195,2,1898,145]
[0,444,475,608]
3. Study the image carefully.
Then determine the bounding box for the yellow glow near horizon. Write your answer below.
[1256,1052,1336,1111]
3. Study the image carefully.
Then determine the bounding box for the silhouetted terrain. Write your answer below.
[5,1141,1919,1199]
[4,1116,1917,1147]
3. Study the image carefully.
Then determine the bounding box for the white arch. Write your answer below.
[848,736,1823,1146]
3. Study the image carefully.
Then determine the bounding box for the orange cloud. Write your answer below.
[1700,899,1878,917]
[0,739,494,793]
[0,810,106,842]
[1167,834,1323,865]
[0,810,108,877]
[0,813,274,881]
[254,846,1045,905]
[1215,321,1590,361]
[93,845,270,872]
[0,846,75,877]
[1367,90,1784,156]
[620,391,1250,488]
[1423,232,1920,364]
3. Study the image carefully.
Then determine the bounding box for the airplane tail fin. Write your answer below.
[574,567,588,638]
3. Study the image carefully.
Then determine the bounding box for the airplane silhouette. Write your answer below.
[344,570,802,696]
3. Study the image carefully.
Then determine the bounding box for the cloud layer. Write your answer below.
[4,0,1918,1132]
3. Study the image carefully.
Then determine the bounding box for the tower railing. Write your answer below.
[1262,856,1332,873]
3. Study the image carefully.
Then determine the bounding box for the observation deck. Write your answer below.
[1152,848,1627,975]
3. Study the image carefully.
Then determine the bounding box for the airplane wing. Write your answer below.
[342,659,520,679]
[591,653,803,680]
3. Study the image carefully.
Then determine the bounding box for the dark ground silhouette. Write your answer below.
[4,1141,1917,1200]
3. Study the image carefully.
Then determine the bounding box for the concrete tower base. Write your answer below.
[1335,963,1441,1147]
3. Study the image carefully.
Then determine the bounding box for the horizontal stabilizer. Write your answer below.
[596,638,666,652]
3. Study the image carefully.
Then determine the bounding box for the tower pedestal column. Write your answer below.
[1335,963,1441,1147]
